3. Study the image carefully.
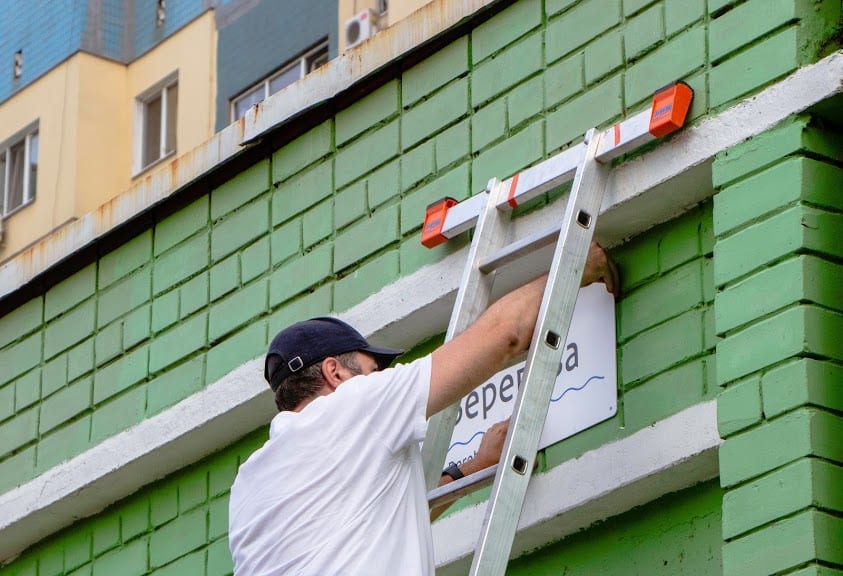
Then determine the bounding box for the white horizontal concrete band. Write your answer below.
[432,401,720,574]
[0,51,841,562]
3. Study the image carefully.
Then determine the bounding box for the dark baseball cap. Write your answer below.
[264,317,403,391]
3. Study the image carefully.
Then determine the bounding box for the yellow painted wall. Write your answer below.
[0,11,217,262]
[338,0,434,51]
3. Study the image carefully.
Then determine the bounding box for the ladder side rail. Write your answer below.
[427,464,498,509]
[469,129,612,576]
[421,178,512,491]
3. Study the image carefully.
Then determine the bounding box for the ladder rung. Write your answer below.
[427,464,498,509]
[477,225,559,274]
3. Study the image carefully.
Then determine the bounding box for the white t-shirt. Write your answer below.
[229,356,433,576]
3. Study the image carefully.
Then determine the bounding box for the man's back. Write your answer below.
[228,357,434,575]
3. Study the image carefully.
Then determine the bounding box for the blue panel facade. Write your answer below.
[132,0,208,58]
[214,0,338,131]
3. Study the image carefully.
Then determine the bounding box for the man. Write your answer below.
[228,243,619,575]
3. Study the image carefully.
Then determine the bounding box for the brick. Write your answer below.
[149,506,206,568]
[269,243,333,307]
[211,160,270,220]
[2,331,42,382]
[665,0,705,36]
[336,80,398,145]
[366,159,400,209]
[400,140,436,192]
[94,322,121,367]
[335,181,368,228]
[14,369,40,411]
[722,510,843,576]
[148,312,207,373]
[544,52,583,110]
[0,297,42,348]
[334,251,399,312]
[619,259,704,340]
[546,0,621,63]
[152,231,209,295]
[153,549,204,576]
[723,458,843,540]
[209,254,239,302]
[718,374,762,438]
[123,304,151,349]
[710,0,796,63]
[333,205,399,272]
[711,116,835,188]
[207,537,234,576]
[623,0,658,16]
[147,354,206,415]
[584,29,623,85]
[211,197,270,262]
[92,511,121,555]
[625,4,664,60]
[93,345,148,404]
[179,273,209,320]
[209,496,228,540]
[546,0,580,16]
[401,164,471,237]
[625,26,705,106]
[154,196,209,256]
[623,359,706,430]
[121,497,150,541]
[336,121,399,189]
[474,120,544,192]
[91,536,147,576]
[207,318,265,384]
[240,236,270,283]
[209,279,267,342]
[472,33,542,107]
[708,0,738,14]
[0,446,34,493]
[716,256,842,335]
[714,205,843,287]
[508,75,543,129]
[271,161,332,225]
[178,468,208,513]
[0,407,37,455]
[98,268,151,327]
[150,482,178,527]
[37,543,64,576]
[98,231,152,289]
[45,264,95,321]
[718,305,843,384]
[36,415,90,472]
[547,76,622,151]
[402,37,468,106]
[151,290,179,333]
[64,527,92,571]
[658,207,706,271]
[620,308,704,385]
[403,79,468,149]
[208,452,239,497]
[472,98,506,153]
[271,121,332,183]
[268,284,333,338]
[45,300,95,360]
[714,157,843,237]
[762,358,843,418]
[91,386,145,443]
[719,408,843,487]
[434,119,470,170]
[40,377,91,434]
[471,0,542,63]
[0,383,13,422]
[710,27,799,108]
[302,201,333,249]
[42,352,68,397]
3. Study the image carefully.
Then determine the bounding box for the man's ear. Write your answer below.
[320,357,344,390]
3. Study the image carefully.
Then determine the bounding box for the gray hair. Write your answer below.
[274,352,362,411]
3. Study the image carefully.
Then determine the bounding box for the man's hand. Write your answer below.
[581,242,620,297]
[470,419,509,471]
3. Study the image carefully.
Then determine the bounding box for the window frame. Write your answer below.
[230,40,329,123]
[134,72,178,176]
[0,121,39,218]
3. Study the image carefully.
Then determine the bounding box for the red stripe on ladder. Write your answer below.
[508,173,520,208]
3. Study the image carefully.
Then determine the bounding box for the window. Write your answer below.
[136,75,178,173]
[0,123,38,217]
[231,41,329,122]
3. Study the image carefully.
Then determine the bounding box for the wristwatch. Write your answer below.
[441,462,464,481]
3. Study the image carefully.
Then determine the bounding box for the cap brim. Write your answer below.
[362,344,404,370]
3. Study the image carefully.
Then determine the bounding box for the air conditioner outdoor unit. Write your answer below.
[345,8,379,50]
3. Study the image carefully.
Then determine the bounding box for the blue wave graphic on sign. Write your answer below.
[447,374,605,451]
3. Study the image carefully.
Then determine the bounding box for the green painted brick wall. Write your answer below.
[0,0,841,572]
